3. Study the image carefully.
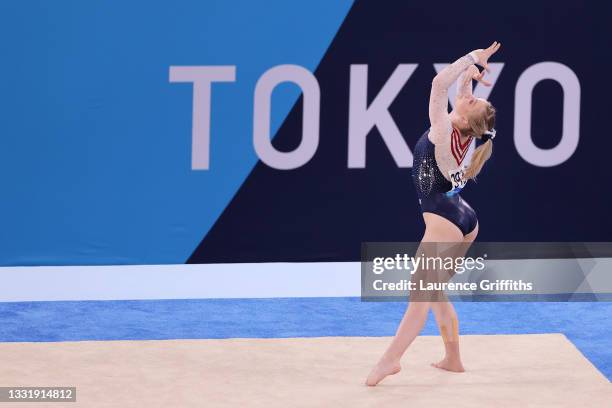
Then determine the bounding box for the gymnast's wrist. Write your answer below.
[468,51,480,65]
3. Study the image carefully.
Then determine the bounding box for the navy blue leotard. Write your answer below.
[412,129,478,236]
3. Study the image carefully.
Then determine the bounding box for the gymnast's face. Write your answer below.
[455,94,489,125]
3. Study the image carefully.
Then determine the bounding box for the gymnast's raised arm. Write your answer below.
[428,42,501,145]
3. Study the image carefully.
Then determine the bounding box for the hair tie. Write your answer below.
[481,128,496,142]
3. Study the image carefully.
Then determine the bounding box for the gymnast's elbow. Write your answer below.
[431,75,443,89]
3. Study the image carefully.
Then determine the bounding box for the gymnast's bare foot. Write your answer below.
[431,356,465,372]
[365,357,401,386]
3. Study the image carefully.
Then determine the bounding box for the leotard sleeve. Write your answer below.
[428,52,478,145]
[456,64,479,99]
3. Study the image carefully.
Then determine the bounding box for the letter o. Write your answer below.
[253,65,320,170]
[514,62,581,167]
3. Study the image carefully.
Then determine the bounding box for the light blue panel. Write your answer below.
[0,0,354,265]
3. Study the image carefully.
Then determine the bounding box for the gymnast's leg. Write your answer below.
[365,212,464,386]
[429,221,478,372]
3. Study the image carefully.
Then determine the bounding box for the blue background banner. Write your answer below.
[0,0,353,265]
[0,1,610,265]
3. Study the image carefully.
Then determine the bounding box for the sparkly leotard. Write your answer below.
[411,52,479,235]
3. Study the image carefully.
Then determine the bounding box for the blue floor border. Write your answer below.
[1,298,610,380]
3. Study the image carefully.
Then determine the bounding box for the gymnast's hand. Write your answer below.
[464,65,492,87]
[472,41,501,72]
[472,66,492,86]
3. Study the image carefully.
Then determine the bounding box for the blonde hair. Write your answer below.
[464,103,496,179]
